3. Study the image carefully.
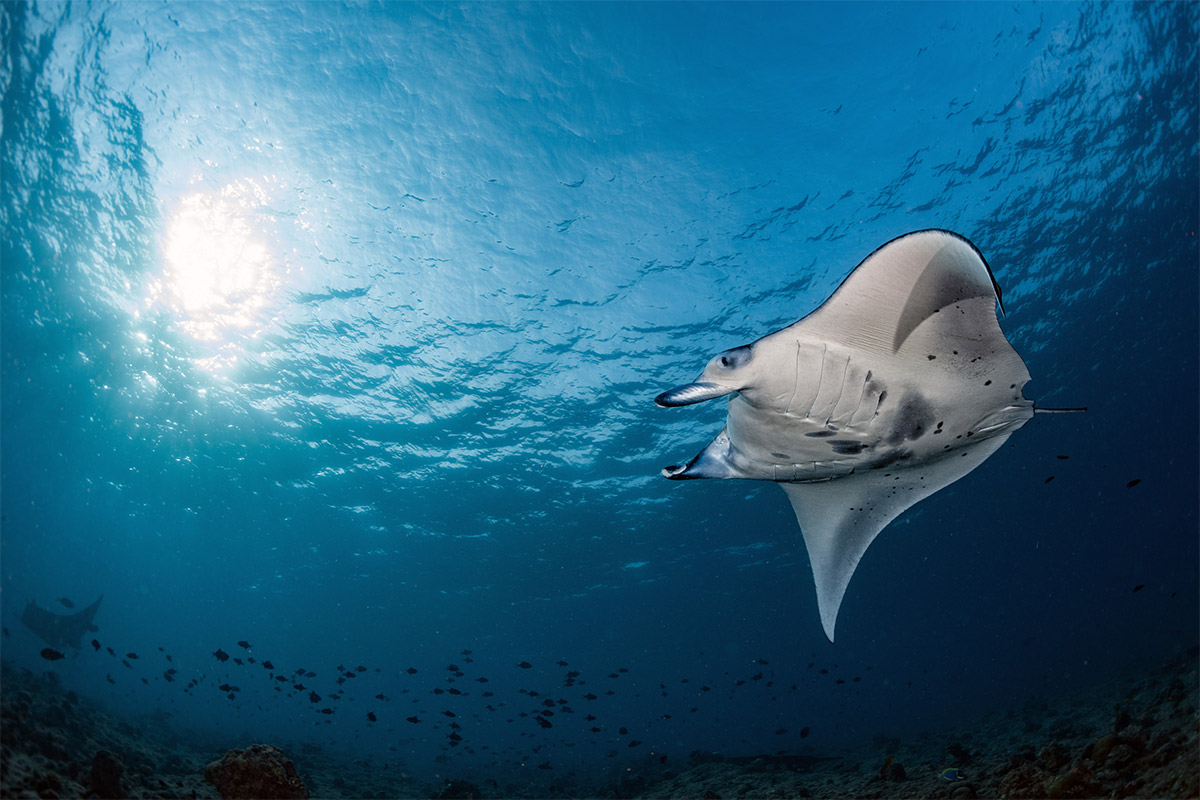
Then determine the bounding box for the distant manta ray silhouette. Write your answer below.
[21,594,103,652]
[656,230,1081,641]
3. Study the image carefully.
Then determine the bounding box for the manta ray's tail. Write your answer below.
[1032,405,1088,413]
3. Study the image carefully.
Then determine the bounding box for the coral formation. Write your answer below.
[204,744,310,799]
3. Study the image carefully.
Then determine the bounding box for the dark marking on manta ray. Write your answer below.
[805,430,837,438]
[830,440,866,455]
[886,392,936,444]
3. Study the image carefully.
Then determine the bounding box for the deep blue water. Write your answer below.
[2,0,1197,788]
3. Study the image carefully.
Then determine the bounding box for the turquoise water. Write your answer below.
[2,0,1197,788]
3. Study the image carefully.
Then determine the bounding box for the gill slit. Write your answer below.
[804,344,827,419]
[823,355,851,427]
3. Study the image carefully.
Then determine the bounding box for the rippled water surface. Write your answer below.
[2,0,1197,786]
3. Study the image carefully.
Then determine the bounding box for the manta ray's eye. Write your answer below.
[717,345,751,370]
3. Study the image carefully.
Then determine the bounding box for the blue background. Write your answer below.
[2,0,1196,787]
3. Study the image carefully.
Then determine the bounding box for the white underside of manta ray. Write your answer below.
[656,229,1073,642]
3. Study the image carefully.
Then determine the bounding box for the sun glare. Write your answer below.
[152,179,280,343]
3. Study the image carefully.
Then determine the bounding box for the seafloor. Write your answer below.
[1,646,1196,799]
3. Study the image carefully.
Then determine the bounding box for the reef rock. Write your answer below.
[89,750,125,799]
[204,744,309,799]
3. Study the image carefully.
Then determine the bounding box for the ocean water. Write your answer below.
[1,0,1197,791]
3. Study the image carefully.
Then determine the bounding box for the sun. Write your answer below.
[152,179,281,344]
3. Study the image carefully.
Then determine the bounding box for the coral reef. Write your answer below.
[0,644,1195,799]
[638,645,1199,799]
[204,743,310,799]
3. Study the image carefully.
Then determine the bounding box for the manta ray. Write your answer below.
[20,594,103,652]
[656,229,1076,641]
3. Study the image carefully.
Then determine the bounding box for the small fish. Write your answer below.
[406,716,421,724]
[774,728,788,735]
[375,693,389,701]
[213,648,229,662]
[799,726,810,738]
[1133,584,1145,593]
[940,768,964,781]
[126,652,138,660]
[262,660,274,670]
[237,640,251,650]
[41,647,66,661]
[367,712,377,722]
[57,597,75,609]
[309,691,321,704]
[1056,455,1070,460]
[518,661,533,669]
[320,708,334,715]
[233,658,244,666]
[1045,476,1055,484]
[629,740,642,747]
[535,716,552,729]
[879,755,895,777]
[405,667,418,675]
[91,639,101,651]
[356,665,367,672]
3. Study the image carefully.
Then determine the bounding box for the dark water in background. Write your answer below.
[2,0,1197,787]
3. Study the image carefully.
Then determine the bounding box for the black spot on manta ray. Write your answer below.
[871,449,912,470]
[886,393,936,445]
[830,440,866,455]
[804,430,837,438]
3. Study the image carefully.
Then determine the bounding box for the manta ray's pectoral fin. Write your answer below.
[780,435,1013,642]
[662,427,750,480]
